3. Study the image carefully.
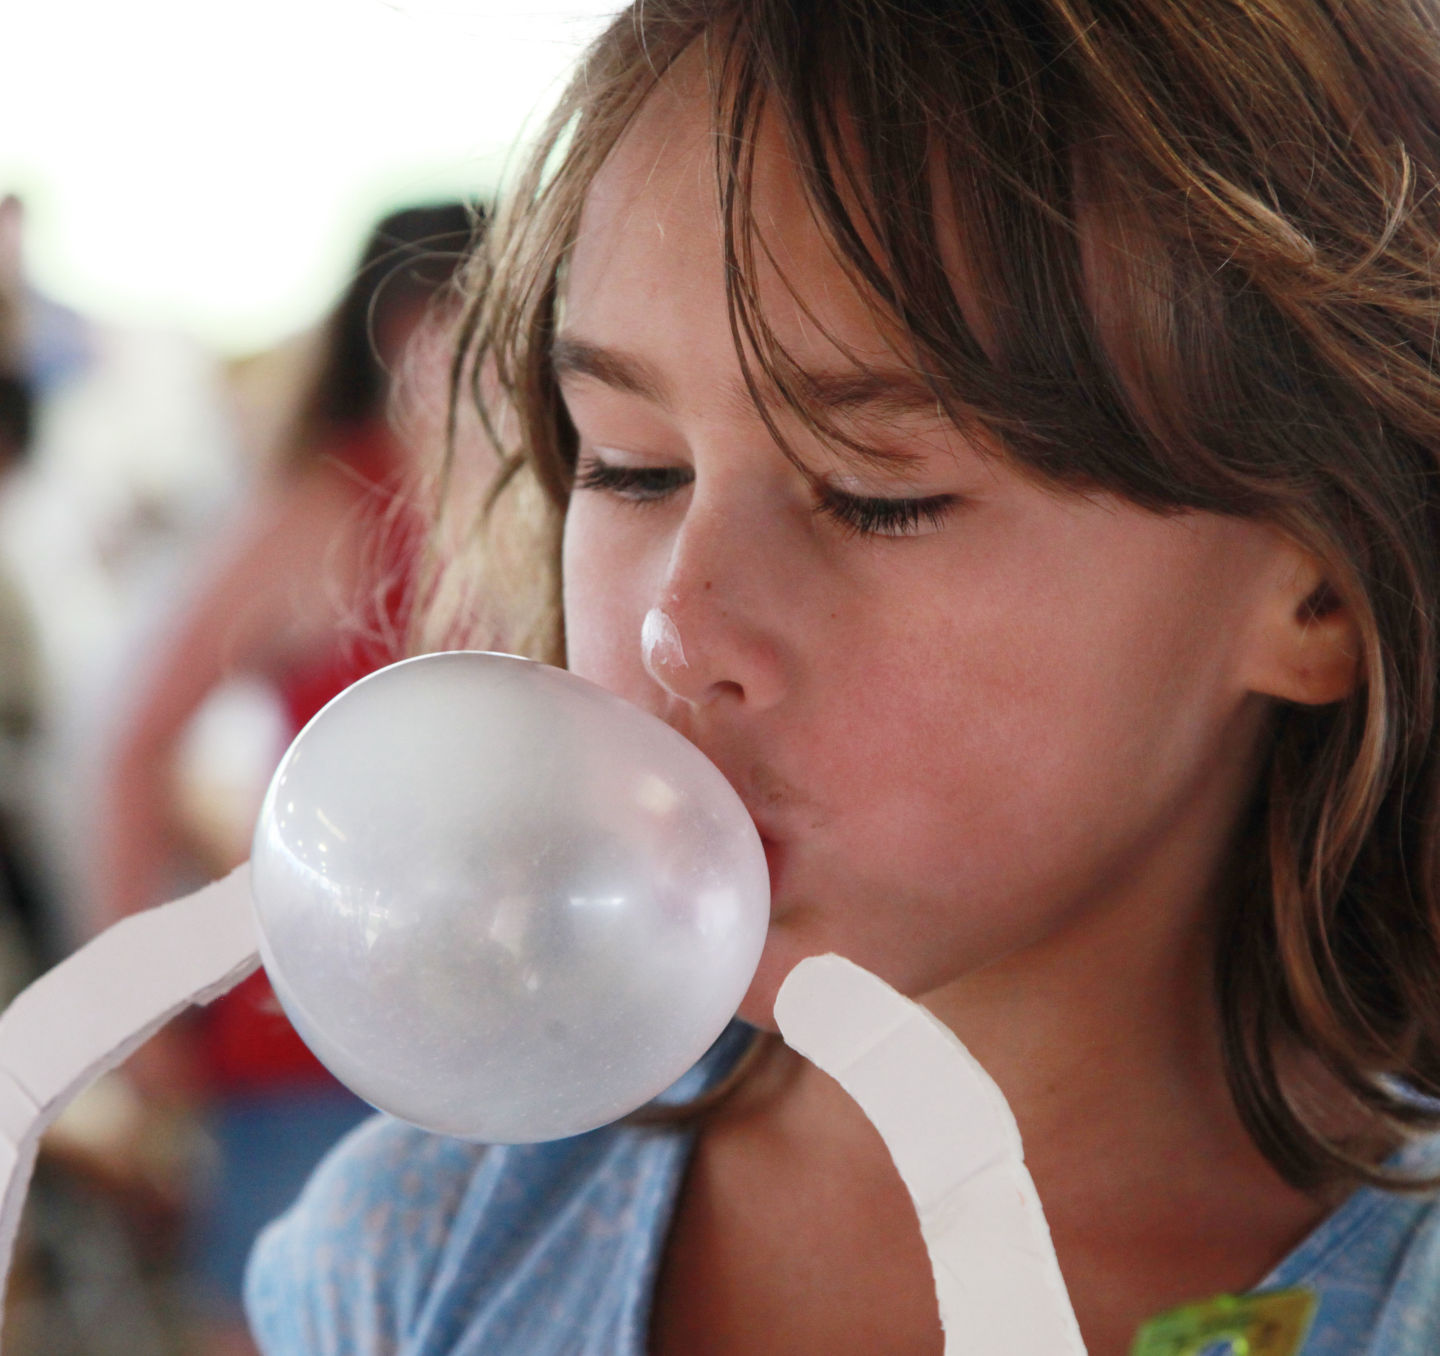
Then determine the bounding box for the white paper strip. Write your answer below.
[0,865,260,1328]
[774,953,1087,1355]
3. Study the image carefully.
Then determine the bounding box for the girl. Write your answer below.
[245,2,1440,1352]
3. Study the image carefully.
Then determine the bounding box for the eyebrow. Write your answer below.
[551,334,944,427]
[551,336,668,404]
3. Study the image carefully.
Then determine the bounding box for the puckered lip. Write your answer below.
[693,746,797,897]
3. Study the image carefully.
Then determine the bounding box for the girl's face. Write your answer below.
[559,89,1295,1027]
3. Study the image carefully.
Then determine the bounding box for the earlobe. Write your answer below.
[1246,550,1362,707]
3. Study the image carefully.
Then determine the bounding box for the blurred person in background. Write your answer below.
[91,201,477,1355]
[0,196,46,996]
[1,194,185,1356]
[0,192,241,963]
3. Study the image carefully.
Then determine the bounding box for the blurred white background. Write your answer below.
[0,0,623,946]
[0,8,625,1351]
[0,0,619,352]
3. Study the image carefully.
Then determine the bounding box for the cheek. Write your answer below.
[805,547,1245,892]
[560,504,649,697]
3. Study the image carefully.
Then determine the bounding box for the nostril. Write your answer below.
[641,607,689,684]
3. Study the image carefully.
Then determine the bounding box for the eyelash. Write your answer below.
[813,487,957,539]
[572,453,958,539]
[572,457,689,502]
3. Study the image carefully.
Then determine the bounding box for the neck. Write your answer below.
[758,844,1332,1351]
[777,888,1247,1198]
[759,935,1322,1354]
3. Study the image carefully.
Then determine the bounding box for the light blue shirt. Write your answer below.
[1260,1132,1440,1353]
[245,1030,1440,1354]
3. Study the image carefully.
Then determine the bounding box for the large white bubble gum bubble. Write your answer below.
[249,651,770,1143]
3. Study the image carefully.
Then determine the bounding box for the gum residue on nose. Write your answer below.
[642,607,688,680]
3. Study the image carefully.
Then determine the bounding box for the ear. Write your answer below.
[1243,539,1362,707]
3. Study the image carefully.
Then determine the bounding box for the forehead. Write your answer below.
[563,65,903,375]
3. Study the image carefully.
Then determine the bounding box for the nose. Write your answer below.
[640,499,788,711]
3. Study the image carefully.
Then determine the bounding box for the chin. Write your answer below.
[733,925,821,1032]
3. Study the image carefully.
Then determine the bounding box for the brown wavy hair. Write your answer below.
[437,0,1440,1192]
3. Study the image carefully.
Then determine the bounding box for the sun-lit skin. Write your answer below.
[555,68,1362,1356]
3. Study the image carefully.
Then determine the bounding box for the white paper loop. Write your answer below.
[774,953,1087,1355]
[0,865,260,1331]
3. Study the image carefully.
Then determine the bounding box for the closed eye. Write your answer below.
[574,451,957,538]
[573,454,692,502]
[815,486,959,538]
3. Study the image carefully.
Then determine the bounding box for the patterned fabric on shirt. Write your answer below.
[246,1027,1440,1355]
